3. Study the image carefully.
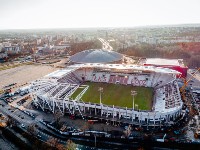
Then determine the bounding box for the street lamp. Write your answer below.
[131,90,137,110]
[154,111,157,129]
[98,87,103,105]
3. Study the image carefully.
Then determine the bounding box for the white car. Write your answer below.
[21,124,25,128]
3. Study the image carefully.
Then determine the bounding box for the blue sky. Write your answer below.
[0,0,200,29]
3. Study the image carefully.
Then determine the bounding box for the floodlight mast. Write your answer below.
[131,90,137,110]
[98,87,103,105]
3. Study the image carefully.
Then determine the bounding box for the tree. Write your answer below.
[27,123,37,136]
[46,137,64,150]
[66,139,76,150]
[81,122,89,131]
[46,138,76,150]
[188,55,200,68]
[54,110,63,128]
[7,115,16,127]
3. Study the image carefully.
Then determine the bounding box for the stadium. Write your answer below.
[30,49,183,126]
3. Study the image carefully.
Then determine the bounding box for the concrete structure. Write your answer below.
[31,63,183,126]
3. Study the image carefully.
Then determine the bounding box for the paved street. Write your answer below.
[0,99,66,144]
[98,38,113,50]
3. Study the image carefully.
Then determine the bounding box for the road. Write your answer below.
[98,38,113,50]
[0,100,66,144]
[0,104,32,124]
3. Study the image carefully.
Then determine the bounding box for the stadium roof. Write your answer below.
[144,58,182,66]
[45,68,76,78]
[69,63,181,74]
[69,49,123,63]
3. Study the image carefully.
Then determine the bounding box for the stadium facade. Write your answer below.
[31,63,183,126]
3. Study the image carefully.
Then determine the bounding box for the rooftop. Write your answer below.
[144,58,182,66]
[69,49,123,63]
[44,63,181,79]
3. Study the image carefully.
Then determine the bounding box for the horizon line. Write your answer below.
[1,23,200,31]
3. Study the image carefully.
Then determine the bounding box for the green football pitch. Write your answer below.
[71,82,153,110]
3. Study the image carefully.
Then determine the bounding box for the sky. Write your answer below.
[0,0,200,29]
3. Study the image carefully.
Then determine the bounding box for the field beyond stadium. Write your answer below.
[71,82,153,110]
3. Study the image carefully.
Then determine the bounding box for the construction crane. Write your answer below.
[180,68,200,101]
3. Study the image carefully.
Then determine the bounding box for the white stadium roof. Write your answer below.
[45,68,76,78]
[44,63,181,80]
[69,63,181,74]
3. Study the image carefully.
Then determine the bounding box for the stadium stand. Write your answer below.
[30,63,183,125]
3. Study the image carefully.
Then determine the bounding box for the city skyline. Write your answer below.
[0,0,200,29]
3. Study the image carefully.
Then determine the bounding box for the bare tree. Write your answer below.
[54,110,63,128]
[46,137,63,150]
[46,138,76,150]
[27,123,37,136]
[66,139,76,150]
[46,137,57,149]
[81,122,89,131]
[7,115,16,127]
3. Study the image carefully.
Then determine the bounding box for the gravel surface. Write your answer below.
[0,64,57,89]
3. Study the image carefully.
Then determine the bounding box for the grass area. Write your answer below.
[72,82,153,110]
[71,87,84,99]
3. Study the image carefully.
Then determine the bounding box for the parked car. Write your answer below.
[21,124,25,128]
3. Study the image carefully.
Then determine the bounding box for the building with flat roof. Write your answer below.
[139,58,188,78]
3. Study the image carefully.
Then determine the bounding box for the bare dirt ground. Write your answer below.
[0,64,57,89]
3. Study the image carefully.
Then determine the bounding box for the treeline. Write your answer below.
[70,40,102,55]
[119,42,200,68]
